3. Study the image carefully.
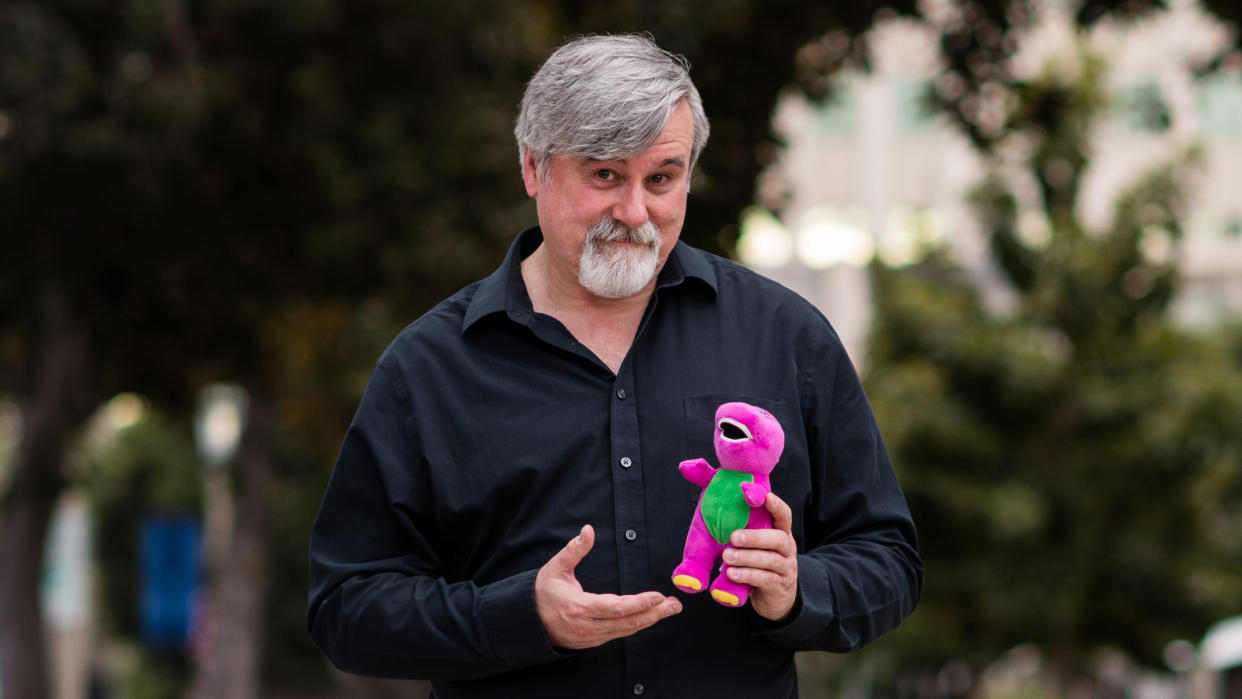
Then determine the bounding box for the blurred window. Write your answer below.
[814,83,858,135]
[1197,73,1242,140]
[895,79,936,135]
[1117,82,1170,133]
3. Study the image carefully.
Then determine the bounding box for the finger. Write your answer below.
[730,528,796,556]
[725,565,788,588]
[586,597,683,642]
[724,553,798,586]
[723,547,790,574]
[765,492,794,535]
[546,524,594,576]
[583,591,669,620]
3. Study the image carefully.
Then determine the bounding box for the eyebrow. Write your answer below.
[586,156,687,170]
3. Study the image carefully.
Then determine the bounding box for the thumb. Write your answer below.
[547,524,594,577]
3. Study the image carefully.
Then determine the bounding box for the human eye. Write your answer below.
[593,168,616,181]
[648,172,677,187]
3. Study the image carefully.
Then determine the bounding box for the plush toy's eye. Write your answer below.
[718,418,752,442]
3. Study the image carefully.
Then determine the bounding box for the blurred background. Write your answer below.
[1,0,1240,697]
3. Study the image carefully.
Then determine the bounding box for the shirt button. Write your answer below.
[619,457,632,469]
[633,684,645,695]
[625,529,637,541]
[616,388,627,400]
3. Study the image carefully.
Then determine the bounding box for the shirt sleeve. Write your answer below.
[754,321,924,652]
[306,357,565,680]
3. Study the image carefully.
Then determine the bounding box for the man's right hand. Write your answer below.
[534,524,682,649]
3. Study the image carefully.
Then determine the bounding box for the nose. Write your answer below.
[611,182,648,228]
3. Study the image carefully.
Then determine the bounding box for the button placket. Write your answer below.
[610,372,654,691]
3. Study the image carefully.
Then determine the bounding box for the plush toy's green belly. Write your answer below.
[701,469,754,545]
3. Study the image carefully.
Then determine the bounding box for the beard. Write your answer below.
[577,217,662,299]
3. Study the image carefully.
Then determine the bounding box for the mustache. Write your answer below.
[587,218,659,246]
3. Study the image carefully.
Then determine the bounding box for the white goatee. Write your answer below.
[577,218,661,299]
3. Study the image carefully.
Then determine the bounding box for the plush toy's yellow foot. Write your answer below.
[711,590,741,606]
[672,575,702,591]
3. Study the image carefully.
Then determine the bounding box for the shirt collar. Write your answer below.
[462,225,719,334]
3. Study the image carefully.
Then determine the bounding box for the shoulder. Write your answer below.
[691,247,839,340]
[375,281,482,375]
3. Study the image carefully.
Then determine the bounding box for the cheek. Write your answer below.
[653,197,686,235]
[540,182,608,224]
[655,205,685,244]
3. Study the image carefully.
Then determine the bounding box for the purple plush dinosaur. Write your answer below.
[671,401,785,607]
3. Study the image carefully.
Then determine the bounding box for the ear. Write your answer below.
[520,149,540,197]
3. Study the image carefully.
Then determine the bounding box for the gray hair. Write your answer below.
[515,34,710,180]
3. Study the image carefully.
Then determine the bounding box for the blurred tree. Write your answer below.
[920,0,1160,152]
[861,37,1242,693]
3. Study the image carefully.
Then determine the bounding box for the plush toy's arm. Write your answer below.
[678,458,716,488]
[740,481,769,507]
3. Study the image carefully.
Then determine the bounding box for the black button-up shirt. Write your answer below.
[308,227,922,698]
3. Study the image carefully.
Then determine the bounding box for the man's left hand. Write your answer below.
[724,492,799,622]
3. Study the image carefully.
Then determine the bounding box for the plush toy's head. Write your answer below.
[712,402,785,474]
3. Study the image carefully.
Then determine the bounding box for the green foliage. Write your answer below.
[111,645,191,699]
[862,39,1242,681]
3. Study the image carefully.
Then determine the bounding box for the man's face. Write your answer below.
[522,100,695,300]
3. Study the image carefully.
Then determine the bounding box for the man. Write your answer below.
[308,34,922,698]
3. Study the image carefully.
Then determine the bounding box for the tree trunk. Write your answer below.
[190,393,276,699]
[0,490,60,699]
[0,304,89,699]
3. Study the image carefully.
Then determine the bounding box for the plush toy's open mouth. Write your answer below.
[717,417,753,442]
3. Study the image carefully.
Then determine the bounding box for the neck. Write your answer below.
[521,245,656,316]
[521,247,654,373]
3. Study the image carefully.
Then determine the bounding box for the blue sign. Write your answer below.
[140,515,201,647]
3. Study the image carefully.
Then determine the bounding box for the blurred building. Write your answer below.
[737,1,1242,363]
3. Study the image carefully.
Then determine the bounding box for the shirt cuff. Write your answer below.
[751,553,835,647]
[480,568,564,668]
